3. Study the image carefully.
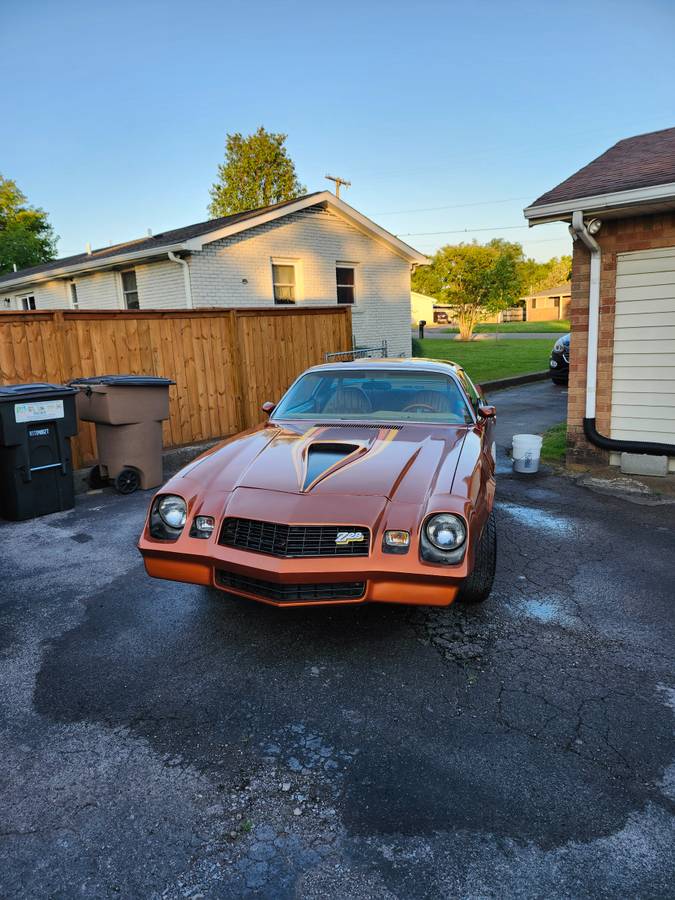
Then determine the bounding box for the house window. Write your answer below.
[70,282,79,309]
[121,269,139,309]
[272,263,296,304]
[531,298,537,309]
[19,295,36,310]
[336,265,356,305]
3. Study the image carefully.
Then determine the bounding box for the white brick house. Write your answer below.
[0,192,427,357]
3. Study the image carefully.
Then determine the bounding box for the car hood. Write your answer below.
[177,421,470,504]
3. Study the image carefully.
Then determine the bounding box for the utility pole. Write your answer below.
[325,174,351,199]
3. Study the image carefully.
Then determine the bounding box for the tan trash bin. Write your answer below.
[70,375,175,493]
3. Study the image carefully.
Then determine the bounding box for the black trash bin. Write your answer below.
[0,383,78,521]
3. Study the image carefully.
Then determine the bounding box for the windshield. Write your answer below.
[273,369,473,424]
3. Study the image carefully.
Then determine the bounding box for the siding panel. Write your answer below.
[611,248,675,441]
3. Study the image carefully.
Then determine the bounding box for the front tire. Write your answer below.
[458,512,496,604]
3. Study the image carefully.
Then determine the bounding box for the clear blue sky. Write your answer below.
[3,0,675,263]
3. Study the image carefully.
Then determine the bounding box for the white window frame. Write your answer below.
[69,281,79,309]
[336,261,359,307]
[17,294,36,310]
[271,258,303,304]
[119,268,140,310]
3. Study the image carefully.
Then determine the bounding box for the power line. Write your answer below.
[375,196,531,216]
[397,224,533,237]
[412,234,570,248]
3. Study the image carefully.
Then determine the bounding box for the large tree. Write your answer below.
[208,127,306,217]
[413,240,524,340]
[0,176,57,275]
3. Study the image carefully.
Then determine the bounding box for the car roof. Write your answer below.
[305,357,466,377]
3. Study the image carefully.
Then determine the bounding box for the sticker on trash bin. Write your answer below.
[14,399,64,423]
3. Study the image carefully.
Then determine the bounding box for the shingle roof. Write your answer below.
[529,127,675,208]
[0,193,324,286]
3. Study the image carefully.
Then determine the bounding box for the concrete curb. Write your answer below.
[480,371,551,393]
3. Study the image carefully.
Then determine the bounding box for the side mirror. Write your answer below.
[261,400,276,415]
[477,404,496,418]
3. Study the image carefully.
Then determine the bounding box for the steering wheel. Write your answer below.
[402,402,436,413]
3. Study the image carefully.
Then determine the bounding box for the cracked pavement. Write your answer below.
[1,381,674,898]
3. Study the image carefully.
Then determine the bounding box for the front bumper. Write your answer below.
[549,351,569,380]
[138,536,467,607]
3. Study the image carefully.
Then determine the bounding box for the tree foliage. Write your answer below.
[412,239,525,339]
[208,127,306,217]
[518,254,572,295]
[413,238,573,338]
[0,176,57,275]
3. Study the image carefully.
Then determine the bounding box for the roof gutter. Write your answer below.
[167,251,193,309]
[525,179,675,225]
[570,210,675,457]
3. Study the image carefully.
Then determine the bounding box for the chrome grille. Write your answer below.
[219,517,370,557]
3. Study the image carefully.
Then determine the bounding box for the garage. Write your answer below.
[611,247,675,455]
[525,125,675,468]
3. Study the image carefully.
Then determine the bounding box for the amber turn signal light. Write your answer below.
[384,530,410,547]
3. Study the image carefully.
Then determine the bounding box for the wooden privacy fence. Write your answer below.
[0,306,352,467]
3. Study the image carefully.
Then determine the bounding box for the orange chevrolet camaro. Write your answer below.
[138,359,497,608]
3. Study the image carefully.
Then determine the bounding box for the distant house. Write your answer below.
[525,125,675,471]
[410,291,435,325]
[0,191,427,358]
[522,283,571,321]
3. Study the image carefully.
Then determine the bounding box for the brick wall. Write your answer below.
[567,211,675,465]
[189,208,413,357]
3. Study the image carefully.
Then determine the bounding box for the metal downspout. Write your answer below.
[168,251,193,309]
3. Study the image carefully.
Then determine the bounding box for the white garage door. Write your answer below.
[611,247,675,443]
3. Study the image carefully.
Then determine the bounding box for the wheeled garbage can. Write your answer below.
[69,375,174,494]
[0,383,78,521]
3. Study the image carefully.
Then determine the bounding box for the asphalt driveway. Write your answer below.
[1,382,674,899]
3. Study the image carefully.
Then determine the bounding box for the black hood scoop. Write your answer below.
[303,442,360,490]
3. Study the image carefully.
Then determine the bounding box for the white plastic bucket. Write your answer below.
[512,434,543,474]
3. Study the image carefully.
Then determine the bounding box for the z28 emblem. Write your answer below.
[335,531,365,545]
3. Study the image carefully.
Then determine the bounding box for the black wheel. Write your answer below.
[114,468,141,494]
[88,465,107,489]
[458,511,497,604]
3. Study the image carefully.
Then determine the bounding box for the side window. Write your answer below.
[70,282,79,309]
[272,261,299,304]
[121,269,139,309]
[456,368,481,411]
[19,295,36,310]
[336,265,356,304]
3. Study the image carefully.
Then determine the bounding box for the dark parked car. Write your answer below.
[549,333,570,384]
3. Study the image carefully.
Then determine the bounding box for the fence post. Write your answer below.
[227,310,247,431]
[52,310,69,384]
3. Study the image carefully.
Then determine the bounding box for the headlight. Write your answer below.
[157,495,187,529]
[553,339,565,353]
[425,514,466,551]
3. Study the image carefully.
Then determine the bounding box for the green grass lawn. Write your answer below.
[412,337,552,384]
[541,422,567,462]
[443,320,570,334]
